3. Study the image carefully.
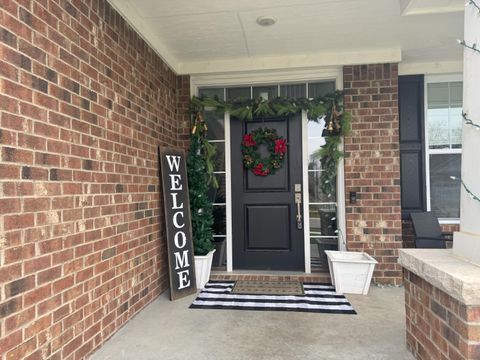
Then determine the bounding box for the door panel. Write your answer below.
[231,115,304,270]
[246,205,290,250]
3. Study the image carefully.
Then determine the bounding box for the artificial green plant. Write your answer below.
[187,110,217,256]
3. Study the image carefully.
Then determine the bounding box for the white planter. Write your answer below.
[194,249,216,290]
[325,251,377,295]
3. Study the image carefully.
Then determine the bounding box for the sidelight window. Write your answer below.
[307,118,338,273]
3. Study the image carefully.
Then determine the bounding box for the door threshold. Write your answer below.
[210,270,331,283]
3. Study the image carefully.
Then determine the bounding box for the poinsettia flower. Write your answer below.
[253,163,269,176]
[243,134,256,147]
[253,163,263,175]
[274,139,287,154]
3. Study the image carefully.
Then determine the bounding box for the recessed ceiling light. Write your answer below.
[256,16,277,27]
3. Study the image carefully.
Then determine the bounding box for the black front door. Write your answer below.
[231,115,304,270]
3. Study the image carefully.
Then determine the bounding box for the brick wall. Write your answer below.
[404,270,480,359]
[0,1,189,359]
[343,64,403,285]
[176,75,191,151]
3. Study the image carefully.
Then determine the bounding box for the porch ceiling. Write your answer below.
[108,0,464,74]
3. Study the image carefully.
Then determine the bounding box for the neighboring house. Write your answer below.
[0,0,467,359]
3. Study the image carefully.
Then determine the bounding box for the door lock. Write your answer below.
[295,192,303,230]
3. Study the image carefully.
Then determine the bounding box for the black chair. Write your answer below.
[410,212,447,249]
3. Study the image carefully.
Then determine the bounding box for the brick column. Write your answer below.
[343,64,403,285]
[404,270,480,359]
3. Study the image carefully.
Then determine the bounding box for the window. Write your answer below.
[425,78,462,220]
[308,119,338,272]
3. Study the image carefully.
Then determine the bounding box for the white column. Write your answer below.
[453,3,480,263]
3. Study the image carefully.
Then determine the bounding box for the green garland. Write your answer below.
[190,91,351,196]
[241,127,287,176]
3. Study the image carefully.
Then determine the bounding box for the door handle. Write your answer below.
[295,192,303,230]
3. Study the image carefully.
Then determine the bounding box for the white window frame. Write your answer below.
[191,67,345,272]
[424,74,463,225]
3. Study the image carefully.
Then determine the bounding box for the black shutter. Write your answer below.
[399,75,427,220]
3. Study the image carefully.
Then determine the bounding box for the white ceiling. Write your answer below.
[108,0,464,74]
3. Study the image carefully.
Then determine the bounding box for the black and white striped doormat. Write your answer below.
[190,281,356,314]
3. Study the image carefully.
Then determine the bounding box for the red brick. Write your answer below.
[0,126,18,150]
[0,59,19,80]
[51,327,74,353]
[4,213,34,230]
[465,307,480,322]
[34,121,59,139]
[23,197,50,212]
[24,314,52,339]
[53,275,74,293]
[38,237,62,254]
[1,11,32,41]
[35,152,61,167]
[17,133,47,150]
[37,294,62,317]
[6,336,37,360]
[38,265,62,285]
[74,339,94,360]
[24,284,52,307]
[33,92,58,110]
[5,306,35,332]
[0,164,20,179]
[62,334,82,358]
[5,275,36,299]
[24,255,52,274]
[1,78,33,102]
[47,139,70,154]
[0,198,21,214]
[0,263,22,283]
[0,330,22,355]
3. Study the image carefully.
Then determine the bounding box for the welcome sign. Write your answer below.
[159,147,197,300]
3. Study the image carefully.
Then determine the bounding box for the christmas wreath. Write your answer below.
[241,127,287,176]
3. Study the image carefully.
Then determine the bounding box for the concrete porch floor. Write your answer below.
[90,286,414,360]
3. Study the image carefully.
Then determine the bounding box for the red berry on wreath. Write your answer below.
[243,134,256,147]
[274,139,287,154]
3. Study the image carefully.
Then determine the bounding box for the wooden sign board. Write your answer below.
[159,147,197,300]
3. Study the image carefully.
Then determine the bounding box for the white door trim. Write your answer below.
[225,113,233,271]
[336,75,347,252]
[337,144,347,251]
[190,67,342,91]
[302,111,311,273]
